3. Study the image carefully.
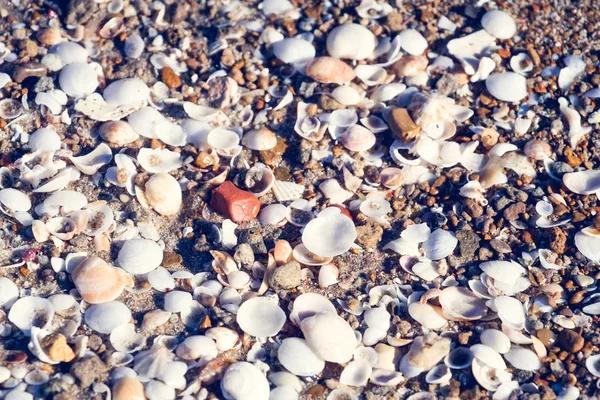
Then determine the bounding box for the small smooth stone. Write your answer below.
[558,329,584,353]
[305,57,356,84]
[385,108,420,142]
[267,261,301,289]
[485,72,527,102]
[13,62,48,83]
[210,181,261,223]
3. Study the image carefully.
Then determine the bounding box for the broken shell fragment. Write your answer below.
[70,143,113,175]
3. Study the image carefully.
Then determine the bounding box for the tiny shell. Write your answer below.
[164,291,193,312]
[481,10,517,39]
[236,297,286,337]
[485,73,527,102]
[124,34,145,59]
[110,324,146,353]
[118,239,163,275]
[318,263,339,288]
[258,204,287,226]
[72,257,134,304]
[340,125,376,152]
[278,337,325,376]
[380,168,404,189]
[524,139,552,160]
[563,170,600,195]
[273,180,304,202]
[354,65,387,86]
[300,311,358,363]
[99,121,139,145]
[326,24,377,60]
[332,85,362,106]
[510,53,534,75]
[59,62,99,98]
[306,57,356,84]
[242,128,277,151]
[145,173,182,216]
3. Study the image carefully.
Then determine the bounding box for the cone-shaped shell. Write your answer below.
[305,57,356,84]
[145,173,182,216]
[71,257,134,304]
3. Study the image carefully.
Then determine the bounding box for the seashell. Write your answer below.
[421,229,457,260]
[340,125,376,152]
[340,359,372,387]
[479,260,525,285]
[485,73,527,102]
[84,203,113,237]
[45,216,76,240]
[8,297,54,336]
[425,364,451,384]
[242,128,277,151]
[70,143,113,175]
[268,372,303,393]
[278,337,325,376]
[492,296,526,329]
[354,65,387,86]
[148,268,175,292]
[394,55,429,78]
[558,55,586,91]
[331,85,363,106]
[327,389,359,400]
[134,344,175,380]
[145,173,182,216]
[444,347,474,369]
[236,297,286,337]
[258,204,287,226]
[0,98,22,120]
[104,78,150,106]
[470,344,506,370]
[408,302,446,330]
[480,329,511,354]
[326,24,377,60]
[207,127,240,150]
[290,293,336,326]
[145,380,175,399]
[0,188,31,212]
[300,311,358,363]
[124,34,145,59]
[438,287,487,321]
[99,121,139,145]
[112,376,146,400]
[128,107,167,138]
[504,346,541,371]
[318,263,339,288]
[305,56,356,84]
[510,53,534,75]
[320,179,353,204]
[563,170,600,195]
[137,148,182,174]
[59,62,99,98]
[50,42,89,65]
[117,239,163,275]
[110,324,146,353]
[360,197,392,219]
[493,381,521,400]
[85,301,132,335]
[0,277,19,309]
[176,336,218,360]
[471,358,512,392]
[245,164,275,197]
[72,257,134,304]
[399,29,428,55]
[524,139,552,160]
[272,38,315,67]
[100,17,125,39]
[586,354,600,377]
[221,362,270,400]
[28,128,61,151]
[164,291,192,312]
[559,97,592,148]
[481,10,517,39]
[302,214,357,257]
[48,294,79,317]
[273,180,304,202]
[205,327,240,352]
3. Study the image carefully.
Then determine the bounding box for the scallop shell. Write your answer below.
[278,337,325,376]
[145,173,182,216]
[103,78,150,106]
[72,257,134,304]
[485,73,527,102]
[421,229,457,260]
[242,128,277,151]
[221,362,270,400]
[300,311,358,363]
[236,297,286,337]
[8,296,54,336]
[302,214,357,257]
[481,10,517,39]
[99,121,139,145]
[272,180,304,202]
[70,143,113,175]
[117,239,163,275]
[327,24,377,60]
[29,128,61,151]
[85,301,132,334]
[340,125,376,152]
[59,62,99,98]
[112,376,146,400]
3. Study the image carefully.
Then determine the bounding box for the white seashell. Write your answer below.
[371,83,407,102]
[8,297,54,336]
[332,85,363,106]
[563,170,600,195]
[471,358,512,392]
[369,368,404,386]
[493,381,520,400]
[145,379,175,400]
[339,359,372,387]
[278,338,325,376]
[326,24,377,60]
[70,143,113,175]
[118,239,163,275]
[237,297,286,337]
[112,376,145,400]
[0,188,31,212]
[245,164,275,197]
[510,53,534,76]
[300,311,358,363]
[425,364,451,384]
[558,55,586,91]
[137,148,182,174]
[221,362,270,400]
[480,329,511,354]
[438,287,487,321]
[164,291,192,312]
[340,125,376,152]
[176,336,217,360]
[110,324,146,353]
[318,263,339,288]
[85,301,132,334]
[59,62,99,97]
[128,106,167,138]
[479,260,525,285]
[145,173,182,216]
[104,78,150,106]
[481,10,517,39]
[559,97,592,148]
[302,214,357,257]
[242,128,277,151]
[154,120,186,147]
[0,277,18,309]
[408,302,446,330]
[205,327,240,352]
[399,29,428,55]
[354,65,387,86]
[421,229,457,260]
[268,372,303,393]
[124,34,145,59]
[258,204,288,226]
[147,267,175,292]
[444,347,474,369]
[446,30,497,75]
[319,179,353,204]
[492,296,526,329]
[504,346,541,371]
[84,203,113,237]
[74,93,144,121]
[99,121,139,145]
[360,197,392,219]
[585,354,600,377]
[28,128,61,151]
[24,369,49,386]
[272,38,315,67]
[470,344,506,370]
[485,73,527,102]
[48,294,79,317]
[273,180,304,202]
[50,42,89,65]
[0,99,22,120]
[289,293,336,326]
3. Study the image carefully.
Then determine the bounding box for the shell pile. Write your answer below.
[0,0,600,399]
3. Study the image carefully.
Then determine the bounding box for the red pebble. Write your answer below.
[210,181,261,223]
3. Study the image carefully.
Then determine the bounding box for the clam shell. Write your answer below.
[85,301,132,334]
[59,62,99,98]
[242,128,277,151]
[269,386,299,400]
[360,197,392,219]
[399,29,428,55]
[145,173,182,216]
[110,324,146,353]
[302,214,357,257]
[327,24,377,60]
[45,216,77,240]
[421,229,457,260]
[245,164,275,197]
[306,57,356,84]
[504,346,541,371]
[444,347,474,369]
[128,106,167,139]
[99,121,139,145]
[104,78,150,106]
[354,64,387,86]
[50,42,89,65]
[491,296,526,329]
[425,364,451,384]
[0,188,31,212]
[481,10,517,39]
[70,143,113,175]
[485,73,527,102]
[137,148,182,174]
[408,302,446,330]
[318,263,339,288]
[380,168,404,189]
[258,204,287,226]
[370,368,404,386]
[221,362,270,400]
[438,287,487,321]
[300,311,358,363]
[480,329,511,354]
[112,376,146,400]
[236,297,286,337]
[290,293,336,326]
[176,336,218,360]
[585,354,600,377]
[117,239,163,275]
[124,34,145,59]
[479,260,525,285]
[340,125,376,152]
[470,344,506,370]
[205,327,240,352]
[0,277,18,309]
[29,128,61,151]
[563,170,600,195]
[8,297,54,336]
[332,85,363,106]
[340,359,372,387]
[471,357,512,392]
[272,38,316,67]
[576,229,600,263]
[278,337,325,376]
[72,257,134,304]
